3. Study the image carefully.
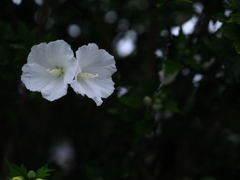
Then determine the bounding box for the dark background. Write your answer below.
[1,0,240,179]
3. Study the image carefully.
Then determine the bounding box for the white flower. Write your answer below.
[70,43,117,106]
[21,40,78,101]
[12,0,22,5]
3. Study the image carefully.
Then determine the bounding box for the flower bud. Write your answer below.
[36,179,44,180]
[143,96,152,106]
[12,176,25,180]
[154,98,161,104]
[27,170,36,179]
[152,103,162,111]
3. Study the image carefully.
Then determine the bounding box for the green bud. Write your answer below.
[27,170,36,179]
[35,179,44,180]
[154,98,161,104]
[160,93,167,100]
[12,176,25,180]
[184,49,190,55]
[152,103,162,111]
[143,96,152,106]
[177,43,185,50]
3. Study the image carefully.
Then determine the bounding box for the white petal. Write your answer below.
[47,40,75,67]
[12,0,21,5]
[21,40,78,101]
[89,78,115,98]
[21,63,56,92]
[21,63,68,101]
[71,43,117,105]
[70,77,115,106]
[62,57,78,85]
[28,40,75,69]
[76,43,99,68]
[41,77,68,101]
[71,79,103,106]
[76,43,117,77]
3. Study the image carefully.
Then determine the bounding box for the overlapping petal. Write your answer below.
[70,43,117,106]
[21,41,117,104]
[21,40,78,101]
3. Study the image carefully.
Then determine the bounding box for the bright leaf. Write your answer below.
[35,164,55,179]
[5,160,28,180]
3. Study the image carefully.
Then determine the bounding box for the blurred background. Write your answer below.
[1,0,240,179]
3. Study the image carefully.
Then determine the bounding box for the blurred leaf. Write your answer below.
[17,23,37,44]
[133,119,151,143]
[211,13,228,22]
[118,95,144,109]
[0,44,8,65]
[5,160,28,179]
[157,2,164,7]
[35,164,54,179]
[220,23,240,40]
[163,60,182,76]
[173,0,193,3]
[229,0,240,9]
[84,164,101,179]
[220,23,240,53]
[183,58,199,71]
[226,12,240,24]
[10,43,27,50]
[233,41,240,53]
[202,177,216,180]
[164,100,181,113]
[203,38,222,51]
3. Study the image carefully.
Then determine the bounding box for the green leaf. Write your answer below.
[211,13,228,22]
[220,23,240,40]
[164,100,181,113]
[163,60,182,76]
[35,164,55,179]
[9,43,27,50]
[233,40,240,53]
[226,12,240,24]
[173,0,193,3]
[118,95,144,109]
[156,2,164,7]
[183,58,199,71]
[229,0,240,9]
[5,160,28,179]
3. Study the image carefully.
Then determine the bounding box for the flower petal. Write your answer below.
[21,63,68,101]
[71,78,103,106]
[76,43,117,77]
[71,43,116,105]
[89,78,115,98]
[62,56,78,85]
[21,63,56,92]
[70,75,115,106]
[22,40,78,101]
[28,40,75,70]
[41,76,68,101]
[75,43,99,68]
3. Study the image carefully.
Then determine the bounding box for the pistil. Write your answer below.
[78,72,98,79]
[48,68,63,76]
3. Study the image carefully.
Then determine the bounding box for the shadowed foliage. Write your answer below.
[1,0,240,180]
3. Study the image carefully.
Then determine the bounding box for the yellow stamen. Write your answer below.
[78,72,98,79]
[48,68,63,76]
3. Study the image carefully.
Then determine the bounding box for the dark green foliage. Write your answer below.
[1,0,240,180]
[35,164,55,179]
[6,160,54,180]
[214,0,240,53]
[5,160,28,179]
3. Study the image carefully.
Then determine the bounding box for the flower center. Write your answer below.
[48,68,63,76]
[78,72,98,79]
